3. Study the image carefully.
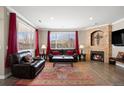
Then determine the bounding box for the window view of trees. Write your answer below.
[50,32,75,49]
[18,31,34,50]
[17,19,35,51]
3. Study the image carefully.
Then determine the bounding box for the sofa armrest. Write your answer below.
[30,59,45,67]
[11,64,34,78]
[49,54,53,57]
[109,57,116,60]
[73,53,78,57]
[33,56,43,60]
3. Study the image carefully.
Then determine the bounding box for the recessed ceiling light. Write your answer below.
[50,17,54,20]
[89,17,93,20]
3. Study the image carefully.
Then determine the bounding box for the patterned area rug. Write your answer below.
[16,62,96,86]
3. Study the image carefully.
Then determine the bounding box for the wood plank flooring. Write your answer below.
[0,61,124,86]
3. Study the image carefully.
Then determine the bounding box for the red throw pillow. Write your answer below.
[52,51,61,55]
[66,50,73,55]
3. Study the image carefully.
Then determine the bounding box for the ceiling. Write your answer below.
[10,6,124,29]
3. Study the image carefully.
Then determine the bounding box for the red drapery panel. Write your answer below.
[35,29,40,56]
[5,13,17,67]
[75,31,79,54]
[46,31,51,55]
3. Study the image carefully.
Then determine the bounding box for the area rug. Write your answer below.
[15,62,96,86]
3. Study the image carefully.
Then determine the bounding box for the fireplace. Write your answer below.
[91,51,104,62]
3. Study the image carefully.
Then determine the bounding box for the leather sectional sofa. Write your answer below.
[10,51,45,79]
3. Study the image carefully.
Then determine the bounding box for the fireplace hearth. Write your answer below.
[91,51,104,62]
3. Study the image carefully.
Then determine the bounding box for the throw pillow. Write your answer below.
[23,54,33,63]
[66,50,73,55]
[52,51,61,55]
[117,52,124,59]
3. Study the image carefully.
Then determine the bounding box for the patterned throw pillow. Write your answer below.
[24,54,33,62]
[116,52,124,59]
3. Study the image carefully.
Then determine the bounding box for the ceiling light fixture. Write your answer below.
[89,17,93,20]
[50,17,54,20]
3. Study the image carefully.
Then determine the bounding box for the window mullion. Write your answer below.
[56,33,57,49]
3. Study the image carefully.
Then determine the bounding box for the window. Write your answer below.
[17,19,35,51]
[50,32,75,49]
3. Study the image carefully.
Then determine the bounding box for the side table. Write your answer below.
[109,59,116,65]
[79,54,86,61]
[40,54,47,60]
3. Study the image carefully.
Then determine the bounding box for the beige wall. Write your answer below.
[78,30,87,52]
[112,19,124,57]
[0,7,36,79]
[0,7,10,78]
[38,30,48,53]
[0,7,6,78]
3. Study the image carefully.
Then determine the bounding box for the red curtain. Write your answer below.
[75,31,79,54]
[5,13,17,67]
[46,31,51,55]
[35,29,40,56]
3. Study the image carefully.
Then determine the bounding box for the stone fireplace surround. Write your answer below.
[85,25,112,63]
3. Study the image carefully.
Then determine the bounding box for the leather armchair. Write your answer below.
[10,51,45,79]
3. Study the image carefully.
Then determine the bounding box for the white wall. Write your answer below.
[112,19,124,57]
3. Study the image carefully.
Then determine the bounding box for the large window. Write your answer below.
[50,32,75,49]
[17,19,35,51]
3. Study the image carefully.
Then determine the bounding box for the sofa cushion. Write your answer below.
[52,51,61,55]
[66,50,74,55]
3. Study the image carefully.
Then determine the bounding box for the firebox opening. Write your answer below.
[91,51,104,62]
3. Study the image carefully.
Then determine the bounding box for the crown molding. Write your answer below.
[85,24,111,30]
[112,18,124,25]
[38,27,87,31]
[6,6,36,29]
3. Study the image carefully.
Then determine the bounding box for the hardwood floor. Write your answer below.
[0,61,124,86]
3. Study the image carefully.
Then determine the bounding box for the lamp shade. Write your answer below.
[41,44,46,49]
[79,45,84,49]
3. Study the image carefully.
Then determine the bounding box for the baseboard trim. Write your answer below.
[0,72,12,79]
[5,72,12,78]
[0,75,5,79]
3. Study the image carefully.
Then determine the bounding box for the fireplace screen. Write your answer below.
[91,51,104,62]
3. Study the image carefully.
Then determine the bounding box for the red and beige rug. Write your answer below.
[16,62,97,86]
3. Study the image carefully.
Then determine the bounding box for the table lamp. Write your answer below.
[41,44,46,54]
[79,45,84,54]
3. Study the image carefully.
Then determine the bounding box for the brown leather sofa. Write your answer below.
[10,51,45,79]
